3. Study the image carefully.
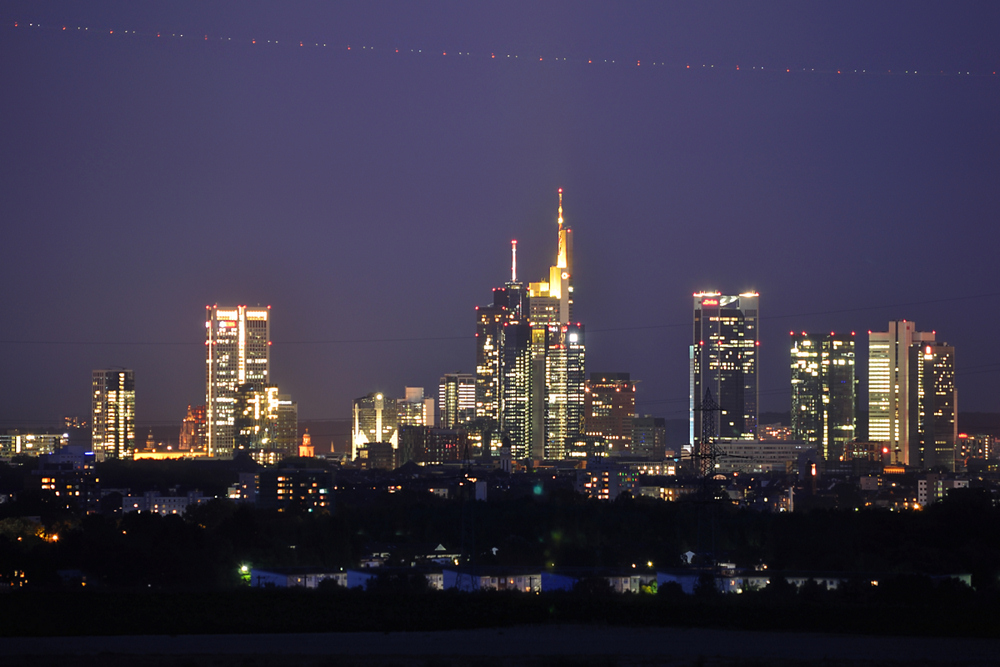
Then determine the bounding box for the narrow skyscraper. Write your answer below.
[541,323,587,460]
[690,292,759,446]
[918,342,957,471]
[206,305,271,459]
[92,368,136,461]
[532,191,585,459]
[790,332,856,461]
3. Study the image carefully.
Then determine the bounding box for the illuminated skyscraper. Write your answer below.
[206,305,270,459]
[541,323,586,460]
[917,342,957,472]
[528,189,573,324]
[869,322,956,469]
[234,384,276,452]
[474,190,585,460]
[274,394,298,456]
[531,191,585,459]
[868,321,933,466]
[790,332,856,461]
[352,392,398,461]
[474,240,535,456]
[690,292,759,446]
[398,387,435,427]
[92,368,136,461]
[475,298,507,422]
[584,373,636,453]
[501,320,534,458]
[232,384,296,465]
[476,241,529,423]
[438,373,476,428]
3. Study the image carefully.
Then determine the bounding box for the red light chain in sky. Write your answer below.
[7,20,999,78]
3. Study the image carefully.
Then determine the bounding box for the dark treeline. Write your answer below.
[2,485,1000,590]
[3,484,1000,636]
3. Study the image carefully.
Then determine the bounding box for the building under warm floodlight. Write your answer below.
[351,392,398,462]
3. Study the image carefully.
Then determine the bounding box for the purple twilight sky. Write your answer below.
[2,1,999,429]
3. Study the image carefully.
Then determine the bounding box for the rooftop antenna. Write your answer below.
[511,239,517,283]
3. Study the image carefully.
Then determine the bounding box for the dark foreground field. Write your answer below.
[1,588,999,666]
[0,586,998,637]
[0,625,998,667]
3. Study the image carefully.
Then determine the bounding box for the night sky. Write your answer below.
[2,2,998,430]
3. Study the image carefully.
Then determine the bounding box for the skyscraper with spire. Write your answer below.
[528,188,573,324]
[475,241,528,425]
[475,189,585,460]
[476,240,533,456]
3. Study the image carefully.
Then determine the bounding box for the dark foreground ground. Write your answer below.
[2,589,999,665]
[0,625,998,667]
[1,587,997,638]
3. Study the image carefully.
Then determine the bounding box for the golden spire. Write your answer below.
[557,187,564,230]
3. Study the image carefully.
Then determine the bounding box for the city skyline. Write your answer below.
[2,2,998,426]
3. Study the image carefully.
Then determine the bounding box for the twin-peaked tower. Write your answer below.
[206,305,271,459]
[475,190,585,460]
